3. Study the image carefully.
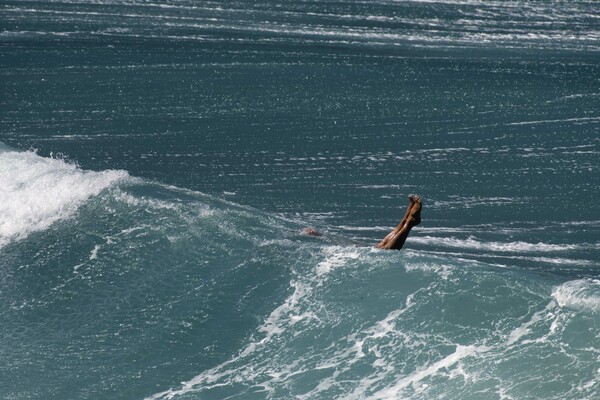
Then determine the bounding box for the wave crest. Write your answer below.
[552,279,600,313]
[0,148,128,247]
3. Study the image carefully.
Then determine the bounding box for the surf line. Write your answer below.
[303,194,422,251]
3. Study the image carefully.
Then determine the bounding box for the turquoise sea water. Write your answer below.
[1,1,600,399]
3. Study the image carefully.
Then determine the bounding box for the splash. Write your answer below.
[552,279,600,313]
[0,148,128,247]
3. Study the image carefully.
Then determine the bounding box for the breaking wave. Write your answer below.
[0,146,129,247]
[553,279,600,313]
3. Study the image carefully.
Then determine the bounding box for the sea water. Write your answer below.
[1,0,599,399]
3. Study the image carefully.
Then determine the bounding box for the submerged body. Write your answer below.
[303,195,422,250]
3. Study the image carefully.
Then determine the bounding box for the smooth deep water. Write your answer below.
[1,1,600,399]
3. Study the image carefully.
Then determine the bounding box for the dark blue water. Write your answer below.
[1,1,600,399]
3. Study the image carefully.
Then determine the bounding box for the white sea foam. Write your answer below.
[316,246,361,275]
[404,260,455,279]
[337,225,394,232]
[367,344,484,400]
[147,245,369,399]
[411,235,580,253]
[505,302,555,346]
[89,244,101,260]
[552,279,600,313]
[0,148,128,247]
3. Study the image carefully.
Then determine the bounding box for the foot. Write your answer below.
[408,195,422,226]
[394,194,417,231]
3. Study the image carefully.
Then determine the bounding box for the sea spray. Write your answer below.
[0,148,128,247]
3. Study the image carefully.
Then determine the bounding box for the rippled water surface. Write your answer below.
[1,1,600,399]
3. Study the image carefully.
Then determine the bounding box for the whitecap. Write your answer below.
[552,279,600,313]
[411,235,580,253]
[0,148,128,247]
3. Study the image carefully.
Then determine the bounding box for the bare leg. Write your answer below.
[375,195,415,249]
[376,195,421,250]
[396,195,416,230]
[387,196,421,250]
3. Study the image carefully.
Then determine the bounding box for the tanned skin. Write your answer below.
[302,227,322,237]
[375,195,422,250]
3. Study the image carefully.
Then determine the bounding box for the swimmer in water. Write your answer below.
[302,227,322,237]
[303,194,422,250]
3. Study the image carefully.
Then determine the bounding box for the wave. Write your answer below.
[410,235,585,253]
[552,279,600,313]
[146,246,600,400]
[2,146,599,399]
[0,144,317,251]
[0,146,129,248]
